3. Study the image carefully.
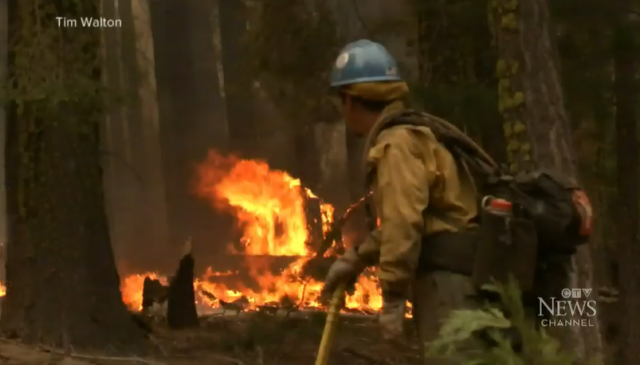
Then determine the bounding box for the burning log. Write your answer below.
[304,194,324,250]
[205,254,300,275]
[300,194,372,280]
[201,289,217,302]
[167,240,199,329]
[219,297,249,316]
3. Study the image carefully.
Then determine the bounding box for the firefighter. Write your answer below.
[321,39,481,363]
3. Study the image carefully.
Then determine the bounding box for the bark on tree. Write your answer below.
[100,0,138,271]
[127,0,172,271]
[101,0,171,273]
[491,0,603,362]
[0,0,7,252]
[0,0,147,352]
[613,20,640,365]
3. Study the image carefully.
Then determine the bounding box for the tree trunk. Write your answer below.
[491,0,603,362]
[313,122,350,213]
[100,0,139,273]
[0,0,147,352]
[0,0,7,255]
[613,20,640,365]
[150,0,230,256]
[218,0,256,156]
[100,0,171,274]
[127,0,172,271]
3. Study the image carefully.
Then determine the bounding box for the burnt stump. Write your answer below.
[167,253,199,329]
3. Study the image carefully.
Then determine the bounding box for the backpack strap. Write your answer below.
[361,108,409,185]
[360,109,408,231]
[362,108,500,188]
[360,109,501,231]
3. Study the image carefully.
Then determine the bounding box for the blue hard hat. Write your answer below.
[330,39,402,88]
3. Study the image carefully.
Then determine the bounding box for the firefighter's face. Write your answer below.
[339,94,369,136]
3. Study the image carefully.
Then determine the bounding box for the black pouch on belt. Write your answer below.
[472,209,538,292]
[418,230,479,276]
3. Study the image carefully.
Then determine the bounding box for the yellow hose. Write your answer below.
[315,284,346,365]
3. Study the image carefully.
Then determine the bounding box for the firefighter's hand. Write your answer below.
[379,297,406,340]
[321,248,365,298]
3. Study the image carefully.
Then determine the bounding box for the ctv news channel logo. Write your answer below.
[537,288,597,327]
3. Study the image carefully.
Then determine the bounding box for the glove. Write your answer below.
[379,295,407,340]
[321,248,366,297]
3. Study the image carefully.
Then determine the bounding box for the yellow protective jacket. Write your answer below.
[356,101,479,295]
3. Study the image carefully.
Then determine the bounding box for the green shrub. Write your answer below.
[427,277,577,365]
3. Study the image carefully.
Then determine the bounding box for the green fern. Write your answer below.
[426,277,576,365]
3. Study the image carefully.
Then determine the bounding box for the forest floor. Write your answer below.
[0,312,422,365]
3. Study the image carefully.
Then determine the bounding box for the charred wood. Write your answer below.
[166,252,199,329]
[141,277,168,312]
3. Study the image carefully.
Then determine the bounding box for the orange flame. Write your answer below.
[120,272,168,310]
[121,151,383,313]
[196,151,312,256]
[2,151,390,316]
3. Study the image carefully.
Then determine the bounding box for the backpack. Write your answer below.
[362,109,594,288]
